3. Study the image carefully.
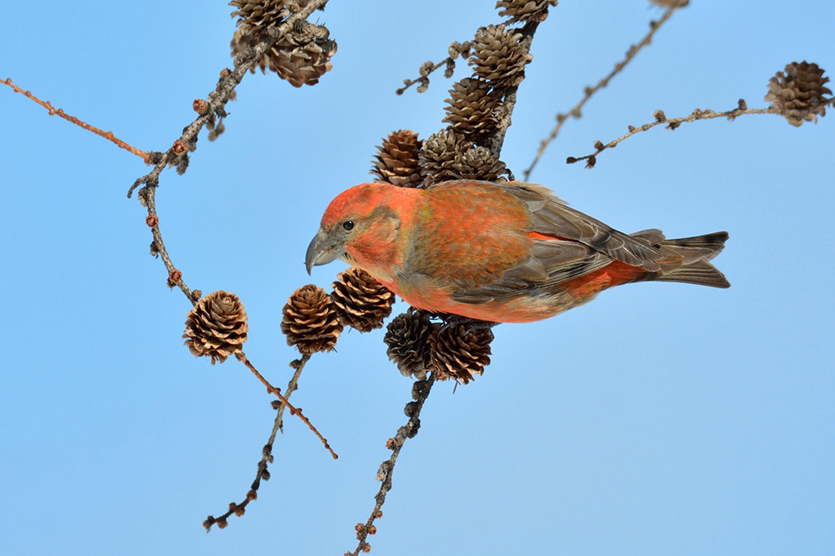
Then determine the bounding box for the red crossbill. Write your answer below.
[306,180,728,323]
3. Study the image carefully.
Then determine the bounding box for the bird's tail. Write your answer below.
[630,230,730,289]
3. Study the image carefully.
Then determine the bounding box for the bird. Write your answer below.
[305,180,728,324]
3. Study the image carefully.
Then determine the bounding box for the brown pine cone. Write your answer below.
[496,0,559,23]
[456,145,508,181]
[183,291,248,364]
[765,61,831,127]
[331,268,395,332]
[468,25,532,88]
[271,22,337,87]
[230,21,337,87]
[418,129,461,186]
[230,1,290,34]
[384,309,440,380]
[370,130,423,187]
[443,78,502,143]
[281,285,343,354]
[428,323,494,384]
[419,130,508,187]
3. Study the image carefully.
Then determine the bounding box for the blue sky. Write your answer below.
[1,1,833,555]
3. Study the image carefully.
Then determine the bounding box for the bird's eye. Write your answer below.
[343,220,355,231]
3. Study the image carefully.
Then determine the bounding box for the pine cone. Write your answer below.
[428,323,494,384]
[443,78,502,143]
[230,0,290,34]
[331,268,395,332]
[419,130,508,187]
[281,285,343,354]
[183,291,248,365]
[765,61,831,127]
[231,21,337,87]
[384,309,440,380]
[496,0,559,23]
[272,22,338,87]
[370,130,423,187]
[469,25,533,88]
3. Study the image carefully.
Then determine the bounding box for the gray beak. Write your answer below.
[305,228,343,274]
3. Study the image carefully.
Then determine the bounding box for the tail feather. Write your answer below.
[655,259,730,288]
[630,231,730,289]
[660,231,729,262]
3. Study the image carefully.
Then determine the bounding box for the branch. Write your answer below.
[130,0,331,308]
[349,375,435,556]
[141,188,196,303]
[203,353,314,532]
[2,77,148,161]
[396,41,470,95]
[522,6,680,180]
[276,355,309,432]
[238,353,337,460]
[565,100,830,168]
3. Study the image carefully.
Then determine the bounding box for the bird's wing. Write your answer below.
[447,181,667,305]
[450,238,612,304]
[500,182,667,271]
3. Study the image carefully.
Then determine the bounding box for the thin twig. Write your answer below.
[564,102,834,167]
[3,77,149,161]
[142,187,195,303]
[396,38,473,96]
[522,6,680,180]
[396,55,455,95]
[350,375,435,555]
[277,355,310,432]
[238,353,338,460]
[203,353,313,531]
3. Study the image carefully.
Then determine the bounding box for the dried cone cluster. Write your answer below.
[443,78,502,143]
[331,268,395,332]
[385,313,495,384]
[765,61,831,127]
[429,324,494,384]
[370,130,423,187]
[183,291,248,364]
[230,0,289,33]
[496,0,559,23]
[229,2,336,87]
[469,24,533,88]
[281,285,343,354]
[270,22,337,87]
[384,310,440,380]
[419,130,508,187]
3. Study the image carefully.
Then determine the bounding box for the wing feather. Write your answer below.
[502,182,666,271]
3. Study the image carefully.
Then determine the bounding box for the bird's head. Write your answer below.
[305,183,418,278]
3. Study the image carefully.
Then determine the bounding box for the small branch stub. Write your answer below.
[167,269,183,289]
